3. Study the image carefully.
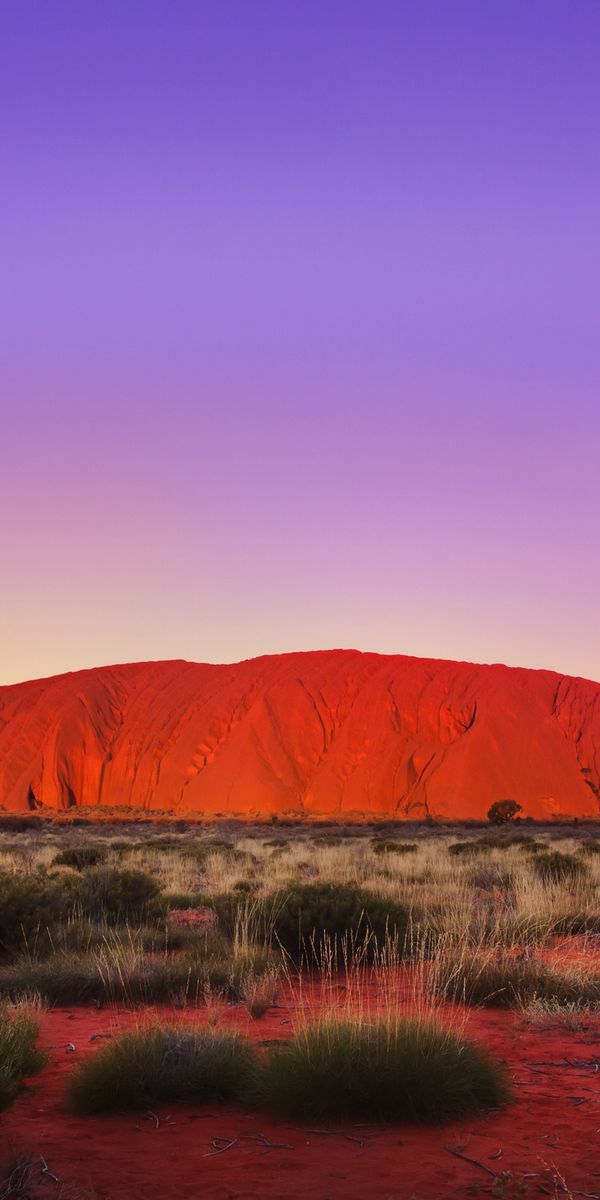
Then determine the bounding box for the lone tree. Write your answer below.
[487,799,523,826]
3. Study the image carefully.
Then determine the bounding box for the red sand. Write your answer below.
[1,650,600,819]
[3,985,600,1200]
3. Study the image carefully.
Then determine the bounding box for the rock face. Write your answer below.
[0,651,599,819]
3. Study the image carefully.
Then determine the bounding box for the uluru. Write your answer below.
[0,650,599,820]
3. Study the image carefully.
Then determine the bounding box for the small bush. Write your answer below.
[0,873,73,958]
[0,1005,46,1108]
[53,845,107,870]
[437,951,600,1009]
[372,841,418,856]
[67,1025,256,1113]
[76,867,164,924]
[521,996,600,1031]
[531,851,590,885]
[0,1152,100,1200]
[213,882,411,963]
[243,967,280,1018]
[255,1016,507,1122]
[487,800,522,826]
[448,842,491,858]
[0,817,43,834]
[163,892,208,910]
[232,880,259,895]
[468,866,513,893]
[0,940,273,1007]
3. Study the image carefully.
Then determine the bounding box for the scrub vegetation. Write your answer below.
[2,816,600,1124]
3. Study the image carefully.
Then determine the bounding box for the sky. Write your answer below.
[1,1,599,686]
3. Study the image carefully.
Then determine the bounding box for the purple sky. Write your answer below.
[2,1,600,685]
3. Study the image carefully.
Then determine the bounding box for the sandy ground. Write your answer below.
[3,980,600,1200]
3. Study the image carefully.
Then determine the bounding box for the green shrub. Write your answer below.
[468,866,513,893]
[531,851,590,885]
[163,892,208,910]
[0,816,43,834]
[372,841,418,856]
[0,940,273,1006]
[68,1025,256,1113]
[53,845,107,870]
[255,1016,507,1121]
[437,951,600,1009]
[448,842,491,858]
[0,872,74,957]
[0,1005,46,1108]
[213,882,411,963]
[487,800,522,826]
[76,867,164,923]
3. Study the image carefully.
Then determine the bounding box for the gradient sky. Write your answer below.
[2,1,600,685]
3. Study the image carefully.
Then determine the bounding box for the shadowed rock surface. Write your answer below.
[0,651,599,818]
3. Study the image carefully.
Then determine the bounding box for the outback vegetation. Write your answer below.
[2,812,600,1197]
[0,1001,46,1109]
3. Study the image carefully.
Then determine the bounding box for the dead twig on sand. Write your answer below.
[301,1128,367,1146]
[241,1133,294,1150]
[444,1146,498,1178]
[445,1149,600,1200]
[39,1158,59,1184]
[204,1138,239,1157]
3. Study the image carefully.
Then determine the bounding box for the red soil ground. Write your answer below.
[3,981,600,1200]
[1,650,599,819]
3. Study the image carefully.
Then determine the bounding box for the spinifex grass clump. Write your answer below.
[53,845,107,870]
[75,867,164,923]
[213,882,411,964]
[0,872,73,958]
[255,1015,507,1122]
[0,1004,46,1109]
[521,996,600,1031]
[0,937,273,1006]
[531,850,590,885]
[448,841,492,857]
[67,1025,256,1113]
[372,840,418,856]
[437,950,600,1009]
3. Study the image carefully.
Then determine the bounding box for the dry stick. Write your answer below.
[525,1065,598,1079]
[240,1133,294,1150]
[204,1137,239,1157]
[39,1158,60,1184]
[446,1158,555,1200]
[444,1147,499,1179]
[303,1128,366,1146]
